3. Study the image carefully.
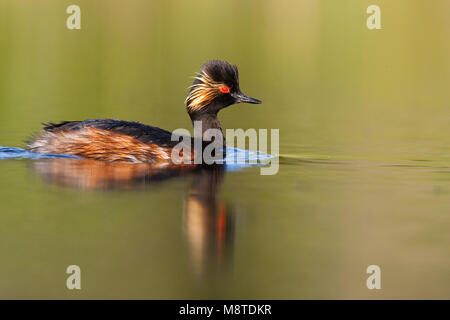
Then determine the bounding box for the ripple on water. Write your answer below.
[0,146,276,171]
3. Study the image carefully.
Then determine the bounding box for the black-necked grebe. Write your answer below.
[27,60,261,164]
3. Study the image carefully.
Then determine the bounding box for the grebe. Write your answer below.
[27,60,261,164]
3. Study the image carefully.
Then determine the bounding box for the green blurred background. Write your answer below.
[0,0,450,299]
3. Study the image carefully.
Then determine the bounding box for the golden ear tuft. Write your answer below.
[186,71,223,112]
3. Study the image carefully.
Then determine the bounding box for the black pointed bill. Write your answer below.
[233,91,262,104]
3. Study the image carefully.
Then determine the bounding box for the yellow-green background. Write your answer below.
[0,0,450,298]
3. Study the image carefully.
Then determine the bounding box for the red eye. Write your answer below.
[220,85,230,94]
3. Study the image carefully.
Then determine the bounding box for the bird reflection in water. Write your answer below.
[183,166,234,276]
[30,158,235,276]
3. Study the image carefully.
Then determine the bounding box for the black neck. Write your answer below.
[190,113,225,146]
